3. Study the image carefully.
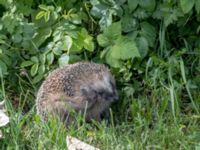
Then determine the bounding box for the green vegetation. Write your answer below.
[0,0,200,149]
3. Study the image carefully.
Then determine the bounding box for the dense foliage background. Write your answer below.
[0,0,200,149]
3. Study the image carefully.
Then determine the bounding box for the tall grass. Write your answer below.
[0,73,200,150]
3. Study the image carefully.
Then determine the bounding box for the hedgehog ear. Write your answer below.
[80,85,97,100]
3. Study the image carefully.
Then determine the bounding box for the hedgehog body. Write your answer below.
[36,62,118,125]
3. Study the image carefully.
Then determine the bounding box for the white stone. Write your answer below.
[66,136,100,150]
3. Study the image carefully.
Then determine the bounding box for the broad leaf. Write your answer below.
[139,0,155,12]
[31,56,39,63]
[136,36,149,58]
[39,54,46,64]
[53,42,62,55]
[97,34,110,47]
[38,64,45,75]
[128,0,138,13]
[195,1,200,14]
[62,35,73,51]
[84,38,94,52]
[106,50,121,68]
[180,0,195,14]
[121,15,137,32]
[33,27,52,47]
[36,11,46,20]
[110,36,140,60]
[59,54,69,67]
[12,33,22,43]
[81,29,94,52]
[70,39,83,52]
[32,74,44,84]
[20,61,34,67]
[103,22,121,41]
[140,22,156,47]
[30,63,39,76]
[46,52,54,65]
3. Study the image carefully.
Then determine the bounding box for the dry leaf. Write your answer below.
[0,101,9,127]
[0,110,9,127]
[66,136,100,150]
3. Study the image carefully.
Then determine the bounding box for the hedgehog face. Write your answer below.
[96,74,118,102]
[81,73,118,103]
[96,88,118,102]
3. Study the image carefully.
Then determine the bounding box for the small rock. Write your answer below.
[66,136,100,150]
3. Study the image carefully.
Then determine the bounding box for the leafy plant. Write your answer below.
[0,0,200,148]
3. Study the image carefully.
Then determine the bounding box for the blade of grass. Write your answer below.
[180,58,199,114]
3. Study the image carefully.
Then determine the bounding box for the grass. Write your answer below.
[0,78,200,150]
[0,1,200,149]
[0,52,200,149]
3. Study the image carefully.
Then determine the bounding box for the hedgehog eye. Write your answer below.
[98,91,103,95]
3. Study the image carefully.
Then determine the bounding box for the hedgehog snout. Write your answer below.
[112,95,119,101]
[97,90,118,102]
[108,93,119,102]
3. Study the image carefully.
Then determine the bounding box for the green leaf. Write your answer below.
[2,54,12,66]
[69,13,82,24]
[36,11,46,20]
[106,50,121,68]
[139,0,155,12]
[32,27,52,47]
[69,29,94,53]
[76,28,94,52]
[163,9,181,27]
[97,34,110,47]
[70,38,83,53]
[39,54,46,64]
[53,42,62,55]
[133,8,149,19]
[128,0,138,13]
[0,39,5,44]
[110,36,140,60]
[121,15,137,33]
[83,34,94,52]
[46,52,54,65]
[33,74,44,84]
[100,47,110,59]
[44,12,50,22]
[30,64,39,76]
[68,54,82,63]
[140,22,156,47]
[12,33,22,43]
[20,61,34,67]
[31,56,39,63]
[58,54,69,67]
[104,22,121,40]
[180,0,195,14]
[99,10,113,30]
[53,30,62,42]
[38,64,45,75]
[39,5,49,11]
[62,35,73,51]
[84,38,94,52]
[195,1,200,14]
[97,22,122,48]
[2,13,18,33]
[136,36,149,58]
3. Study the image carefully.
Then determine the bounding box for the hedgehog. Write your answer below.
[36,62,118,126]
